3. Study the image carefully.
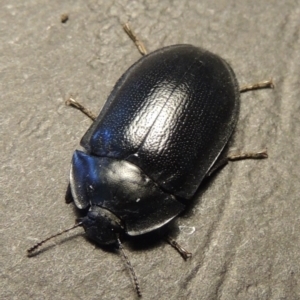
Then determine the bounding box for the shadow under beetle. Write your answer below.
[28,23,273,297]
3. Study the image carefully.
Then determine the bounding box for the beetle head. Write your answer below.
[80,205,123,246]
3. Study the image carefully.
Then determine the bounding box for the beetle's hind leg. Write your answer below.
[206,149,268,177]
[240,79,274,93]
[122,23,148,56]
[65,98,96,121]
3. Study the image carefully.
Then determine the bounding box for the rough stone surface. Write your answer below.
[1,1,299,299]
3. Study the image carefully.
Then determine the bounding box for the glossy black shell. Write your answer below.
[81,44,240,199]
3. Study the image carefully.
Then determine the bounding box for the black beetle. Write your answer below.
[28,24,272,297]
[70,43,239,243]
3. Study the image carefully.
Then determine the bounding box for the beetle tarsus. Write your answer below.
[123,22,148,56]
[27,222,83,256]
[66,98,97,121]
[117,239,142,298]
[166,237,192,260]
[227,149,268,161]
[240,79,274,93]
[206,149,268,177]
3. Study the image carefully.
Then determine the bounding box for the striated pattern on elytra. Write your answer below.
[81,45,240,199]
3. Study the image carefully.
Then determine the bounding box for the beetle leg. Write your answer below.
[239,79,274,93]
[206,149,268,177]
[166,236,192,260]
[122,23,148,56]
[65,98,96,121]
[227,149,268,161]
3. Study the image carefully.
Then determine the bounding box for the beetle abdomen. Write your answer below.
[81,45,240,199]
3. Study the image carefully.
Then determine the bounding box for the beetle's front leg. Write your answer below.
[166,236,192,260]
[206,149,268,178]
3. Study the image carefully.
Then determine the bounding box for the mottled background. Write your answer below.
[1,1,299,299]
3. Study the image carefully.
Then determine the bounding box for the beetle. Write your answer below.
[70,43,239,242]
[28,23,273,297]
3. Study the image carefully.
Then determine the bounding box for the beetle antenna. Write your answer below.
[117,238,142,298]
[27,222,83,256]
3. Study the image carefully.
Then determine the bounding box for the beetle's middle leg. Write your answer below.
[206,149,268,177]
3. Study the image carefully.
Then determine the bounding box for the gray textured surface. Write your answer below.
[1,1,300,299]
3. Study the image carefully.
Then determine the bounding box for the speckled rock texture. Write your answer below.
[1,1,299,299]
